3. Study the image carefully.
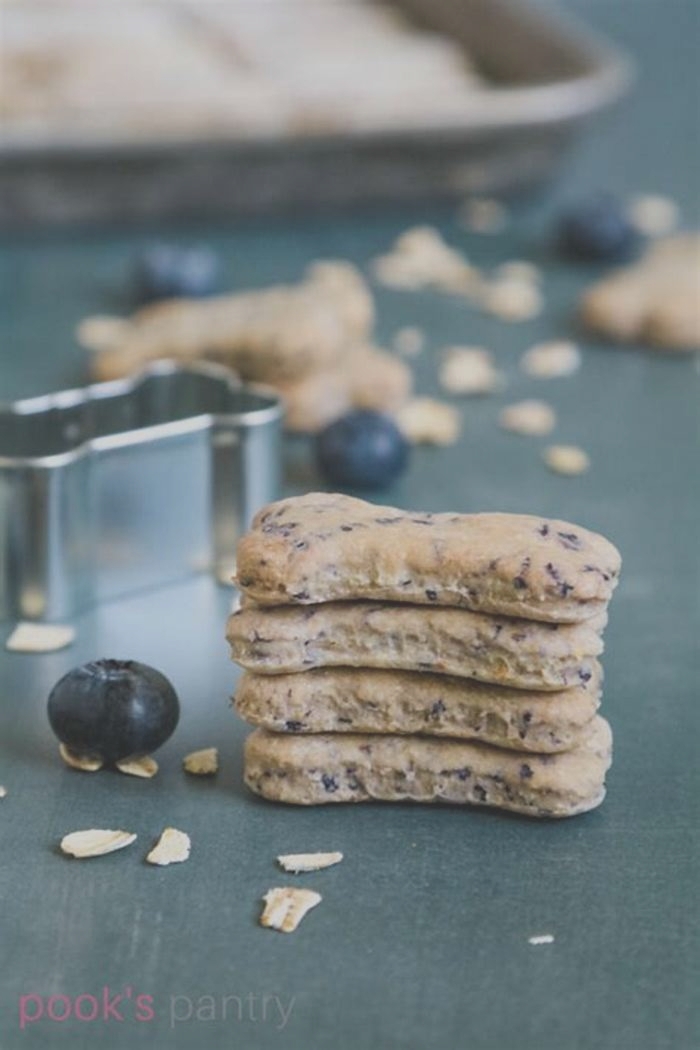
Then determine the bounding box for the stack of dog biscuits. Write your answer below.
[227,493,621,818]
[78,261,412,433]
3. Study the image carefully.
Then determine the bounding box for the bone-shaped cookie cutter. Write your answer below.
[0,361,283,621]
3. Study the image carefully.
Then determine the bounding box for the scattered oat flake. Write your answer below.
[76,315,132,352]
[260,888,322,933]
[496,260,541,284]
[392,326,425,357]
[544,445,590,475]
[183,747,219,776]
[521,340,581,378]
[499,400,556,436]
[146,828,191,866]
[372,226,479,297]
[459,197,507,234]
[395,398,461,446]
[277,851,343,873]
[528,934,555,945]
[59,743,103,773]
[483,279,543,322]
[60,829,137,859]
[6,622,75,653]
[627,194,679,237]
[0,786,7,799]
[116,754,158,778]
[438,347,503,396]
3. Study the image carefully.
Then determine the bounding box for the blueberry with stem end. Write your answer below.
[133,244,220,303]
[559,193,641,262]
[48,659,179,764]
[316,410,410,490]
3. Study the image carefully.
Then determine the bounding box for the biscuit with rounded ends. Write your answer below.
[227,601,605,691]
[235,665,602,752]
[243,717,613,818]
[234,493,621,622]
[580,234,700,351]
[81,261,374,382]
[279,347,412,433]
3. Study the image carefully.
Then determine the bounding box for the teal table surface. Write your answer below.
[1,2,698,1049]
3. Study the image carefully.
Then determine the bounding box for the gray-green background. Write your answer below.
[1,1,698,1048]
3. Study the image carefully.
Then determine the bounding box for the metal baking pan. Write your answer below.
[0,362,283,622]
[0,0,632,227]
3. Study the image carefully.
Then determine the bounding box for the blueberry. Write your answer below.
[559,193,640,262]
[133,244,220,303]
[316,410,409,490]
[48,659,179,764]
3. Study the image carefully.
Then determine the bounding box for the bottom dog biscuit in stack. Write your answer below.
[242,719,613,818]
[227,493,621,818]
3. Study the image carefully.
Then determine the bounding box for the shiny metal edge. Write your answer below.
[0,363,284,621]
[0,360,284,470]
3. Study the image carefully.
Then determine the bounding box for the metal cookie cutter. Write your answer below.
[0,361,283,621]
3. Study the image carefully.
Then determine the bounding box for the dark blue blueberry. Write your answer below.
[133,244,220,303]
[315,410,409,490]
[48,659,179,764]
[559,194,640,262]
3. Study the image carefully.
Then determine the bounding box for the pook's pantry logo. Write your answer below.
[18,987,153,1029]
[19,986,296,1031]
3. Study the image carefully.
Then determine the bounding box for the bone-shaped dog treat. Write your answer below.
[79,261,374,383]
[235,664,602,752]
[580,234,700,352]
[243,716,613,818]
[235,493,621,623]
[227,601,606,691]
[277,346,412,433]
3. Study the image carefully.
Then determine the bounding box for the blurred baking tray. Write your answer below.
[0,0,632,227]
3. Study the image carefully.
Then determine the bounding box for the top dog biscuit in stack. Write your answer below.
[227,493,621,818]
[233,493,619,621]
